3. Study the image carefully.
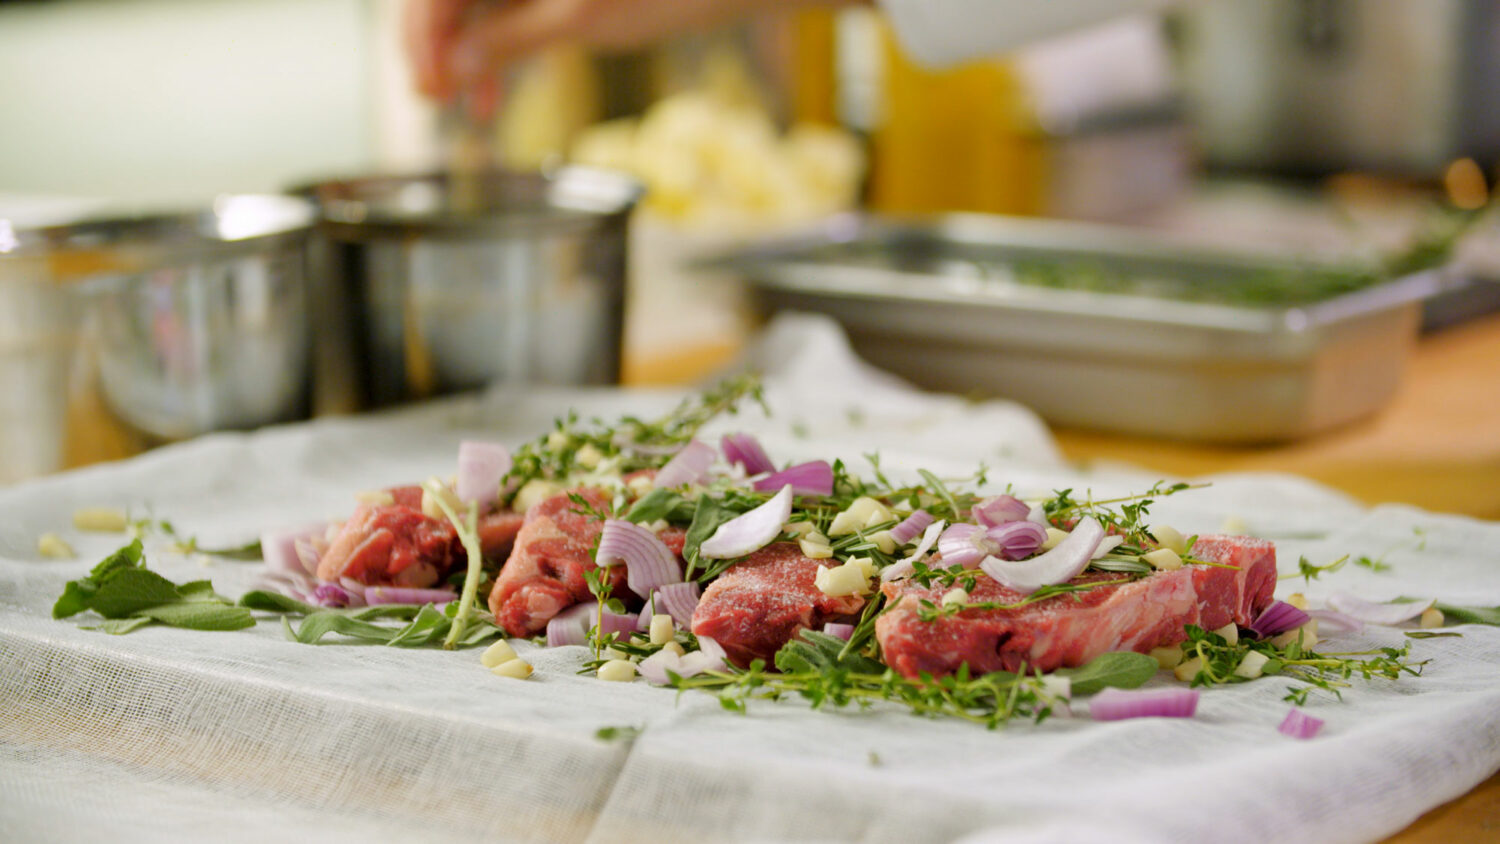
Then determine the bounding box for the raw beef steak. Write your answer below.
[876,534,1277,679]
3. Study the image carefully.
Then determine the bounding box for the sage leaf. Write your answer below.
[239,590,317,615]
[136,602,255,631]
[84,617,156,635]
[1056,651,1158,696]
[86,568,184,619]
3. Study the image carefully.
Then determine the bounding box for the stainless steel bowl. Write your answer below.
[0,195,314,482]
[300,167,642,409]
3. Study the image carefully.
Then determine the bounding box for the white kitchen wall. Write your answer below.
[0,0,399,205]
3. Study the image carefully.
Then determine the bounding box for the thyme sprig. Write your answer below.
[1177,624,1427,704]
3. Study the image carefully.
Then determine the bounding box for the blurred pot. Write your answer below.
[0,195,315,482]
[300,167,641,410]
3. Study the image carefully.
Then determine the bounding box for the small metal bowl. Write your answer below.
[0,195,315,480]
[299,167,642,409]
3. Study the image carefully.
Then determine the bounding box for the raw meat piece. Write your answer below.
[317,485,523,588]
[488,488,687,636]
[691,543,867,668]
[876,534,1277,679]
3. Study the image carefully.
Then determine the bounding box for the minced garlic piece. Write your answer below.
[514,479,564,513]
[648,614,674,646]
[1211,623,1239,645]
[37,533,75,559]
[1272,621,1318,650]
[1143,548,1183,571]
[784,521,818,539]
[491,659,533,680]
[1149,525,1187,554]
[1420,607,1445,629]
[481,640,519,668]
[72,507,128,533]
[799,537,833,559]
[546,431,570,451]
[1220,515,1248,535]
[421,477,463,520]
[1234,651,1270,679]
[815,560,872,597]
[867,530,897,555]
[941,587,968,608]
[829,497,890,536]
[661,641,686,658]
[1149,645,1183,670]
[1173,656,1203,683]
[574,443,604,469]
[627,475,655,497]
[598,660,637,682]
[355,489,395,507]
[1040,528,1068,552]
[1286,593,1309,610]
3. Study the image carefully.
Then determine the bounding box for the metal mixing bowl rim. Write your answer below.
[0,194,315,277]
[295,165,644,241]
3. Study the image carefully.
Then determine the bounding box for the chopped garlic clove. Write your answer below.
[627,475,655,497]
[1286,593,1309,610]
[1149,645,1184,670]
[1142,548,1183,571]
[649,614,674,646]
[421,477,463,520]
[1271,622,1318,650]
[1149,525,1187,555]
[481,640,519,668]
[355,489,395,506]
[784,521,818,539]
[491,659,533,680]
[1173,656,1204,683]
[799,538,833,559]
[598,659,637,682]
[815,561,871,597]
[546,431,570,451]
[574,443,604,469]
[662,641,686,658]
[1420,607,1445,629]
[1234,651,1270,679]
[514,479,564,514]
[941,587,968,608]
[1040,528,1068,552]
[868,530,897,555]
[1211,623,1239,645]
[37,533,75,560]
[73,507,128,533]
[1220,516,1249,535]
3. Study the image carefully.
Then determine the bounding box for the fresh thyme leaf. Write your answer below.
[775,630,885,675]
[1286,554,1350,583]
[1178,624,1426,702]
[1353,555,1392,573]
[595,724,643,743]
[1053,652,1157,695]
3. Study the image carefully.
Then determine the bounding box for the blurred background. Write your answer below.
[2,0,1499,515]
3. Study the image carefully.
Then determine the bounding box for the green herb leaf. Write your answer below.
[52,539,146,618]
[84,617,156,635]
[1423,601,1500,627]
[238,590,318,615]
[135,602,255,631]
[624,488,690,525]
[775,630,885,675]
[595,724,643,743]
[84,568,186,619]
[1406,631,1462,640]
[1055,652,1158,695]
[683,494,739,579]
[285,612,402,645]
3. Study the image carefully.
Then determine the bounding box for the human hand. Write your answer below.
[405,0,860,107]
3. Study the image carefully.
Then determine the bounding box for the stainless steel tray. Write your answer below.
[710,214,1456,443]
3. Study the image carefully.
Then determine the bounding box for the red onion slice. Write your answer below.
[1325,592,1435,626]
[1089,687,1199,721]
[973,495,1029,527]
[655,581,701,627]
[312,583,355,608]
[365,586,458,606]
[1306,608,1365,634]
[654,439,716,489]
[940,521,1048,569]
[700,484,794,560]
[1279,708,1324,739]
[752,461,834,497]
[1249,600,1312,638]
[822,623,855,641]
[881,519,946,583]
[721,433,774,475]
[598,608,639,640]
[546,603,595,648]
[638,643,728,685]
[981,517,1104,595]
[889,510,935,546]
[262,522,331,578]
[456,441,511,506]
[697,635,727,662]
[596,519,683,597]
